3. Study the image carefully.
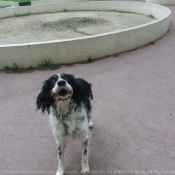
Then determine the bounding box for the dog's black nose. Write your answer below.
[58,80,66,86]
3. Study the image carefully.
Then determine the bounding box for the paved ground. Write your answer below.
[0,2,175,175]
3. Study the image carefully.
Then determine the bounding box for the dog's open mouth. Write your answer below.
[53,89,72,101]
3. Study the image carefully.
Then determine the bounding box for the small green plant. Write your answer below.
[87,56,92,62]
[65,25,91,35]
[74,29,91,36]
[150,41,154,45]
[146,41,155,47]
[37,58,55,70]
[66,24,75,29]
[2,0,34,2]
[19,0,31,2]
[14,12,31,17]
[63,9,68,12]
[0,5,12,8]
[4,63,20,73]
[149,14,154,18]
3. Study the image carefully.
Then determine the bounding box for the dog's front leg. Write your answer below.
[55,139,66,175]
[81,138,89,174]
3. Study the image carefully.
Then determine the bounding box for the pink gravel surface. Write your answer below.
[0,4,175,175]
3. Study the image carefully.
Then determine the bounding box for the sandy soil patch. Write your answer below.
[0,11,156,44]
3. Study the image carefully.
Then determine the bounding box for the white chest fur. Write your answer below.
[49,101,89,140]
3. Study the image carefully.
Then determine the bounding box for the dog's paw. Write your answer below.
[55,169,64,175]
[88,120,94,129]
[81,164,90,174]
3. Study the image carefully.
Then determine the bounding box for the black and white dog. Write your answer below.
[36,73,93,175]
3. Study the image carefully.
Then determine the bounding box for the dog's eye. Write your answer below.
[61,74,65,78]
[53,75,57,79]
[51,75,58,83]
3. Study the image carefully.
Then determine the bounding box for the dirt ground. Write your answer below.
[0,11,155,45]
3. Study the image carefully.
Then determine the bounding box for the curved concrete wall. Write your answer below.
[146,0,175,5]
[0,1,171,69]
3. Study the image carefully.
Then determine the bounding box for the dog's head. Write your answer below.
[51,74,73,101]
[36,73,83,113]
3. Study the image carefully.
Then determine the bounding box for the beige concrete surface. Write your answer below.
[0,11,156,45]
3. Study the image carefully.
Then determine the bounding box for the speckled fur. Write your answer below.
[36,74,93,175]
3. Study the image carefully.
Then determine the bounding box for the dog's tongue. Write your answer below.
[54,93,69,101]
[55,94,60,100]
[60,94,69,100]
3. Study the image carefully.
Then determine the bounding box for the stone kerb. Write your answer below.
[146,0,175,5]
[0,1,171,69]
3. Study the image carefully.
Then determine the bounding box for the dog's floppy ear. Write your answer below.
[36,79,54,114]
[63,74,82,106]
